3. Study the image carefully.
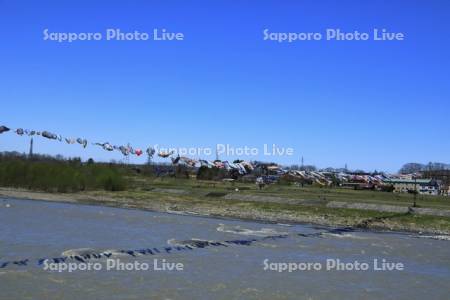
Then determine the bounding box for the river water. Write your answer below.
[0,198,449,300]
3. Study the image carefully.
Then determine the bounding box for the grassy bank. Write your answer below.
[129,176,450,210]
[93,186,450,234]
[1,154,449,234]
[1,182,450,234]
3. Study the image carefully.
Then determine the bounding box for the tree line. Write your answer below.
[0,152,128,192]
[399,162,450,174]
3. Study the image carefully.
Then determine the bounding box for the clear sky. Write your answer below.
[0,0,449,172]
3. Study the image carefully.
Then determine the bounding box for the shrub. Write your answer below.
[197,166,228,180]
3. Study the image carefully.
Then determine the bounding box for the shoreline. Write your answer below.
[1,187,449,235]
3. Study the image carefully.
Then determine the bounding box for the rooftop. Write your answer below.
[384,178,433,184]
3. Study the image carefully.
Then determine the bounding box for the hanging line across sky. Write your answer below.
[0,124,255,174]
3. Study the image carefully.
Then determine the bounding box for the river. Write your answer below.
[0,198,449,299]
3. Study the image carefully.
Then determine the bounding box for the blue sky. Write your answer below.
[0,0,449,172]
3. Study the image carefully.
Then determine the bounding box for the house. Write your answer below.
[383,178,440,195]
[443,185,450,196]
[422,170,450,196]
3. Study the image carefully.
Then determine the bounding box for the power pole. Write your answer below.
[413,176,417,207]
[123,143,130,165]
[29,137,33,158]
[215,144,219,161]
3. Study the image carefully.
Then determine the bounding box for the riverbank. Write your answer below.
[1,186,450,235]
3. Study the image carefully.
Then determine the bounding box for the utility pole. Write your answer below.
[215,144,219,161]
[29,137,33,158]
[413,176,417,207]
[123,143,130,165]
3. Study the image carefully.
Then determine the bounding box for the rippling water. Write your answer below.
[0,198,449,299]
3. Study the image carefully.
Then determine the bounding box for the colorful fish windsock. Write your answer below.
[76,138,88,148]
[223,161,231,170]
[171,155,180,164]
[158,150,174,158]
[65,138,76,144]
[119,146,129,156]
[214,161,224,168]
[94,142,112,151]
[42,131,58,140]
[15,128,24,135]
[25,130,36,136]
[135,149,143,156]
[179,157,197,167]
[199,160,209,168]
[240,161,254,171]
[146,147,156,158]
[0,125,10,134]
[103,143,114,151]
